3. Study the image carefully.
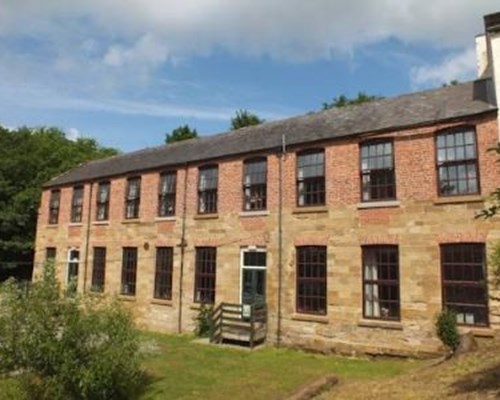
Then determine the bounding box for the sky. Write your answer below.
[0,1,498,152]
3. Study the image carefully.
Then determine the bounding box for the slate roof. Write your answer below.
[44,79,497,188]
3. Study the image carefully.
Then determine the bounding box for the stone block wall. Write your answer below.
[34,114,500,355]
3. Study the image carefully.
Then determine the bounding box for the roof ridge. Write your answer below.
[76,82,478,168]
[43,79,496,188]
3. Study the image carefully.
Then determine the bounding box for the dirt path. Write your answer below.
[319,337,500,400]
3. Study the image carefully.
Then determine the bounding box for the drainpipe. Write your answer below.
[277,134,286,348]
[177,164,189,333]
[82,182,93,293]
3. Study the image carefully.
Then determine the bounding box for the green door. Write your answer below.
[241,268,266,305]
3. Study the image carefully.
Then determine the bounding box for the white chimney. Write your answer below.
[477,12,500,107]
[475,34,488,77]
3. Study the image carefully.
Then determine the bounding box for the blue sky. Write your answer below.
[0,1,498,152]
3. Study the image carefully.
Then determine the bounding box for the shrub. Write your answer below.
[194,303,214,338]
[489,242,500,291]
[435,309,460,352]
[0,261,144,400]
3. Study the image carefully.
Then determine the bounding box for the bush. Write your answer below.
[435,309,460,352]
[194,303,214,338]
[489,242,500,290]
[0,261,144,400]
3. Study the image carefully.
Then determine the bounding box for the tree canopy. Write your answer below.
[322,92,383,110]
[0,126,118,265]
[442,80,460,87]
[230,109,264,130]
[165,125,198,144]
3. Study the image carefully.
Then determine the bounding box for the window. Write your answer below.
[154,247,173,300]
[67,249,80,293]
[158,172,176,217]
[96,182,110,221]
[194,247,216,304]
[360,141,396,201]
[296,246,327,315]
[91,247,106,293]
[297,150,325,206]
[243,158,267,211]
[198,166,218,214]
[362,246,400,320]
[125,177,141,219]
[46,247,57,261]
[241,249,267,305]
[436,128,479,196]
[121,247,138,296]
[441,244,488,326]
[70,186,84,223]
[48,190,60,224]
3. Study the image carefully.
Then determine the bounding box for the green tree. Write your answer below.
[435,309,460,352]
[0,261,144,399]
[442,80,460,87]
[477,146,500,296]
[322,92,383,110]
[230,109,264,130]
[478,144,500,220]
[165,125,198,144]
[0,126,118,269]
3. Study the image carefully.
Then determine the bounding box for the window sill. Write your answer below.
[150,298,173,306]
[357,319,403,330]
[292,206,328,214]
[458,326,494,338]
[121,219,142,224]
[68,223,83,227]
[189,303,214,310]
[92,221,109,226]
[434,195,484,205]
[239,210,270,218]
[193,213,219,220]
[291,313,329,324]
[357,200,400,209]
[118,295,136,302]
[46,224,59,229]
[155,216,176,222]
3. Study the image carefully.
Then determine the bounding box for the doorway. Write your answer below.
[241,248,266,305]
[67,249,79,292]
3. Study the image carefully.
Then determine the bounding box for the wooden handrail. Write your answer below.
[209,302,268,348]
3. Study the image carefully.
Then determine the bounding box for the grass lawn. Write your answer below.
[318,336,500,400]
[141,333,419,400]
[0,333,419,400]
[0,378,21,400]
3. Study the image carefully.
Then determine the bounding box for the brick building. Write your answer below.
[35,13,500,355]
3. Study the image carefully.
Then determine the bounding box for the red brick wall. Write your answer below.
[37,115,499,227]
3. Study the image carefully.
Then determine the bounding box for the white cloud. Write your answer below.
[103,33,169,68]
[0,0,498,126]
[65,127,80,141]
[410,47,477,87]
[1,1,498,64]
[0,80,287,121]
[0,124,17,131]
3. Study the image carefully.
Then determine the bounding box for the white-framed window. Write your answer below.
[66,248,80,292]
[240,247,267,308]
